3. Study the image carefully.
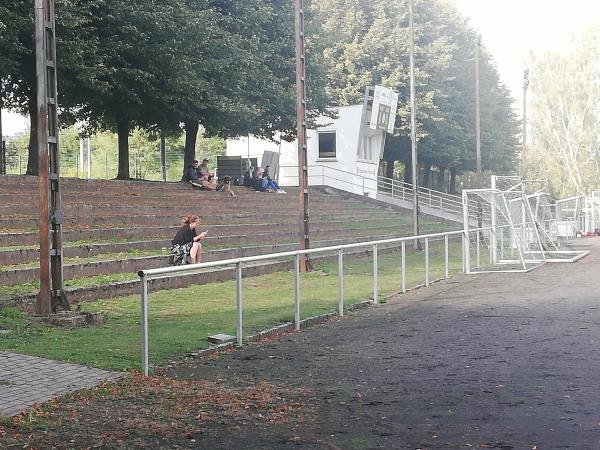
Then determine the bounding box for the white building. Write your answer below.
[225,104,387,197]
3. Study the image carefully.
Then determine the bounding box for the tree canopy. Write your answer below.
[307,0,520,189]
[528,27,600,197]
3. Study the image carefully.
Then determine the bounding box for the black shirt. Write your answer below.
[181,166,199,183]
[172,224,197,246]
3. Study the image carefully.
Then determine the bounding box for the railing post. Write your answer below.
[236,262,243,346]
[372,244,378,304]
[140,275,149,377]
[440,197,444,214]
[401,241,406,293]
[338,249,344,316]
[444,235,449,279]
[429,190,432,207]
[391,179,395,198]
[294,254,301,330]
[424,237,430,286]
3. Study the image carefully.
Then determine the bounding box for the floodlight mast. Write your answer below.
[35,0,68,315]
[522,69,529,176]
[408,0,420,250]
[294,0,311,271]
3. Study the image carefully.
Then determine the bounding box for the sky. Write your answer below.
[453,0,600,112]
[2,1,599,137]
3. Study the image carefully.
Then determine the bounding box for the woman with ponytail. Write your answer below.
[170,215,207,265]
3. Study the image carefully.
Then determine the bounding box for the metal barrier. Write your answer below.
[278,164,483,222]
[138,227,489,376]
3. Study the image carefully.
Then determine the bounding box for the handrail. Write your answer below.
[138,226,490,375]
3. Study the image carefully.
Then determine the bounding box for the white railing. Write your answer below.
[278,164,485,222]
[138,227,489,376]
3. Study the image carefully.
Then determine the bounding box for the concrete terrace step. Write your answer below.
[0,209,401,232]
[0,217,407,248]
[0,223,412,265]
[0,231,408,287]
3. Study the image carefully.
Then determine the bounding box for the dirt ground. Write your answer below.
[2,239,600,449]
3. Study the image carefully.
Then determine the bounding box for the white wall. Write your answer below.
[225,105,385,196]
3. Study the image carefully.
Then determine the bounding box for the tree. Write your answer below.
[307,0,520,190]
[528,27,600,197]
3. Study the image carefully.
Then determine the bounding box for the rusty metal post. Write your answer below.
[0,103,5,175]
[35,0,68,315]
[294,0,311,271]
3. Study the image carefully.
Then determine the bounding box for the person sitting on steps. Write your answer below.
[258,167,286,193]
[198,158,214,181]
[170,214,207,265]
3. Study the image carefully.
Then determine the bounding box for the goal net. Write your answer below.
[462,179,588,273]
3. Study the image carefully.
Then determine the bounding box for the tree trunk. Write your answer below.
[422,163,432,188]
[384,156,395,179]
[183,120,200,175]
[437,167,446,191]
[449,167,457,194]
[116,117,130,180]
[26,101,38,176]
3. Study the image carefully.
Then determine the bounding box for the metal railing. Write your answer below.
[278,164,484,222]
[138,227,488,376]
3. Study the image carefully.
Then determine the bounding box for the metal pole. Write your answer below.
[338,249,344,316]
[476,232,480,269]
[444,235,449,278]
[0,99,5,175]
[408,0,420,250]
[86,137,92,179]
[141,276,149,376]
[401,241,406,293]
[522,69,529,176]
[236,262,243,346]
[35,0,67,315]
[490,175,498,264]
[372,244,378,304]
[475,35,482,174]
[160,133,166,182]
[294,0,311,272]
[79,138,84,178]
[462,191,471,274]
[424,237,429,286]
[294,254,300,330]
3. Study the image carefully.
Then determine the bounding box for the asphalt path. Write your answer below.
[166,238,600,449]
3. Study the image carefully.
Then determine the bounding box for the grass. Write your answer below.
[0,239,464,372]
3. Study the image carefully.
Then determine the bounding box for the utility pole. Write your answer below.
[0,99,5,175]
[294,0,311,271]
[35,0,68,315]
[522,69,529,177]
[408,0,420,250]
[475,35,482,176]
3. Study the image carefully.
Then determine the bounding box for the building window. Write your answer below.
[318,131,336,159]
[359,135,374,161]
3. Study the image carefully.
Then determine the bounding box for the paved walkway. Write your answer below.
[0,352,119,417]
[164,238,600,449]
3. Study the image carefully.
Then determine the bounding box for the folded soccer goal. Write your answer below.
[462,178,589,274]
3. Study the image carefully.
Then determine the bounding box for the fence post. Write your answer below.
[401,240,406,293]
[294,254,301,330]
[424,237,430,286]
[372,244,378,304]
[338,249,344,316]
[140,275,149,377]
[444,235,449,279]
[236,262,243,346]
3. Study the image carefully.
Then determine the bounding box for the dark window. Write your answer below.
[318,132,336,159]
